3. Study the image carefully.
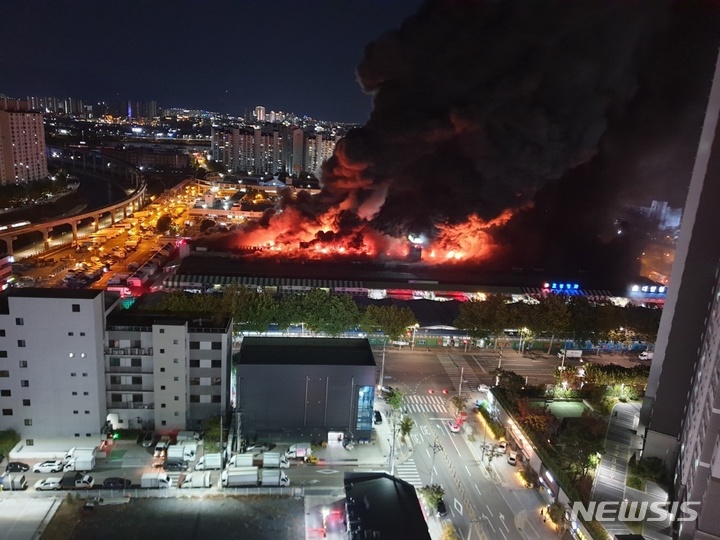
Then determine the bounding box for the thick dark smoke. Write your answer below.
[317,0,667,239]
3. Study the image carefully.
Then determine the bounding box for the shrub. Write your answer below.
[477,403,506,439]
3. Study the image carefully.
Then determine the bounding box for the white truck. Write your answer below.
[0,473,28,491]
[221,466,290,487]
[167,443,196,462]
[639,351,654,360]
[558,349,583,359]
[177,431,202,443]
[65,447,96,460]
[154,437,171,458]
[257,452,289,469]
[60,472,94,490]
[285,443,312,460]
[141,472,172,489]
[63,454,95,472]
[179,471,213,489]
[227,453,254,468]
[195,453,223,471]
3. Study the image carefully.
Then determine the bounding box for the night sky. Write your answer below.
[0,0,424,123]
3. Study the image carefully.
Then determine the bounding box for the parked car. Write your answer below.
[34,478,62,491]
[33,460,65,473]
[437,499,447,517]
[6,462,29,473]
[477,384,490,393]
[507,451,518,466]
[447,421,461,433]
[163,460,188,472]
[246,442,276,453]
[374,410,382,425]
[102,477,132,489]
[497,441,508,453]
[141,431,154,448]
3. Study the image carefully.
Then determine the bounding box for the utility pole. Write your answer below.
[429,437,442,485]
[378,343,386,389]
[390,411,398,476]
[458,366,465,396]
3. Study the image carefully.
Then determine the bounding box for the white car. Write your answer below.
[477,384,490,393]
[35,477,62,491]
[447,421,461,433]
[33,460,65,473]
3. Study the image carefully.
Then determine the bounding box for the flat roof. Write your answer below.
[343,472,430,540]
[2,288,104,300]
[239,337,376,366]
[106,308,232,332]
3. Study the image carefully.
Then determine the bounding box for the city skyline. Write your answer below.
[0,0,423,123]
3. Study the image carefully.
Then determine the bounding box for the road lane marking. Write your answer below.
[453,499,463,516]
[499,528,508,540]
[464,465,472,477]
[499,513,509,532]
[486,504,494,517]
[474,485,481,497]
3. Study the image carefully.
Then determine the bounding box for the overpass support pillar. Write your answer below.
[42,229,50,251]
[110,211,115,225]
[94,215,100,232]
[1,236,12,256]
[71,222,78,242]
[123,207,128,219]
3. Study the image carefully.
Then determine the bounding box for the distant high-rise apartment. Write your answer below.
[0,98,48,185]
[254,106,265,122]
[639,51,720,539]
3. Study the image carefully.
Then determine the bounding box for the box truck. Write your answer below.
[177,431,202,443]
[285,443,312,459]
[0,473,28,491]
[257,452,289,469]
[140,472,172,489]
[168,443,196,462]
[195,453,223,471]
[221,466,289,487]
[60,472,94,490]
[63,454,95,472]
[65,447,96,460]
[558,349,583,359]
[227,453,254,468]
[179,471,213,489]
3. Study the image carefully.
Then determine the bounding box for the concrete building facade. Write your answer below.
[0,99,48,185]
[236,338,376,443]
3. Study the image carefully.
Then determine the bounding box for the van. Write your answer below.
[177,431,202,443]
[154,439,170,458]
[507,451,518,466]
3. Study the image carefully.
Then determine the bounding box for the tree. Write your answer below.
[155,213,173,233]
[399,416,414,444]
[450,395,468,415]
[199,218,216,233]
[0,429,20,457]
[361,305,417,341]
[455,295,510,348]
[386,388,404,411]
[531,294,570,354]
[202,416,224,453]
[299,289,359,335]
[419,484,445,509]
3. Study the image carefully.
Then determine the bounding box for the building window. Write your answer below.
[111,394,121,402]
[15,318,23,325]
[0,329,5,336]
[0,351,7,358]
[159,328,164,333]
[211,395,221,403]
[82,373,87,377]
[356,385,374,432]
[161,404,166,408]
[68,332,74,336]
[80,332,85,336]
[24,419,32,426]
[0,389,10,397]
[190,378,199,386]
[173,339,178,345]
[71,373,76,377]
[211,378,221,386]
[22,399,30,406]
[109,357,120,367]
[190,395,200,403]
[75,434,79,437]
[190,341,199,350]
[0,370,8,377]
[132,376,141,385]
[20,380,28,387]
[110,376,120,385]
[132,394,143,402]
[161,421,166,426]
[173,358,179,364]
[160,367,165,372]
[86,433,91,437]
[83,392,88,396]
[212,342,222,350]
[26,439,33,446]
[72,304,80,312]
[72,392,77,396]
[173,376,179,382]
[85,411,90,414]
[174,396,179,401]
[17,340,25,347]
[211,360,222,368]
[159,349,165,354]
[19,360,27,368]
[73,410,78,414]
[2,409,13,415]
[174,412,179,416]
[131,358,141,367]
[189,360,199,368]
[160,385,166,390]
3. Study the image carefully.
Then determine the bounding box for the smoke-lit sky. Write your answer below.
[0,0,423,123]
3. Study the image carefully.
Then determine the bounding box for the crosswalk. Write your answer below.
[437,354,482,392]
[404,394,448,414]
[395,458,423,488]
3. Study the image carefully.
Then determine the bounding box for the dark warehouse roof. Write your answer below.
[239,337,376,366]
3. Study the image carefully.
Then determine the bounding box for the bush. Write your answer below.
[477,404,506,439]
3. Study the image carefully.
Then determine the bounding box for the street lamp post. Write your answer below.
[411,324,419,350]
[378,344,387,389]
[458,366,465,396]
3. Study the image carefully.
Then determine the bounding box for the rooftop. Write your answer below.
[106,308,232,332]
[343,472,430,540]
[238,337,376,366]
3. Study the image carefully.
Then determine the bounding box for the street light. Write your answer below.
[411,324,419,350]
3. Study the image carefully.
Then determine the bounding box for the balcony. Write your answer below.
[106,365,153,374]
[104,347,153,356]
[107,402,155,410]
[106,384,153,392]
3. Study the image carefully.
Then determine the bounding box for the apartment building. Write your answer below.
[0,98,48,185]
[105,311,232,434]
[640,51,720,539]
[0,289,115,446]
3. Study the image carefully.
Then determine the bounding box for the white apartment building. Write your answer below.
[105,311,232,434]
[0,98,48,185]
[0,288,233,447]
[0,289,115,447]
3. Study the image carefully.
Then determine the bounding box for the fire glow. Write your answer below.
[229,208,514,264]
